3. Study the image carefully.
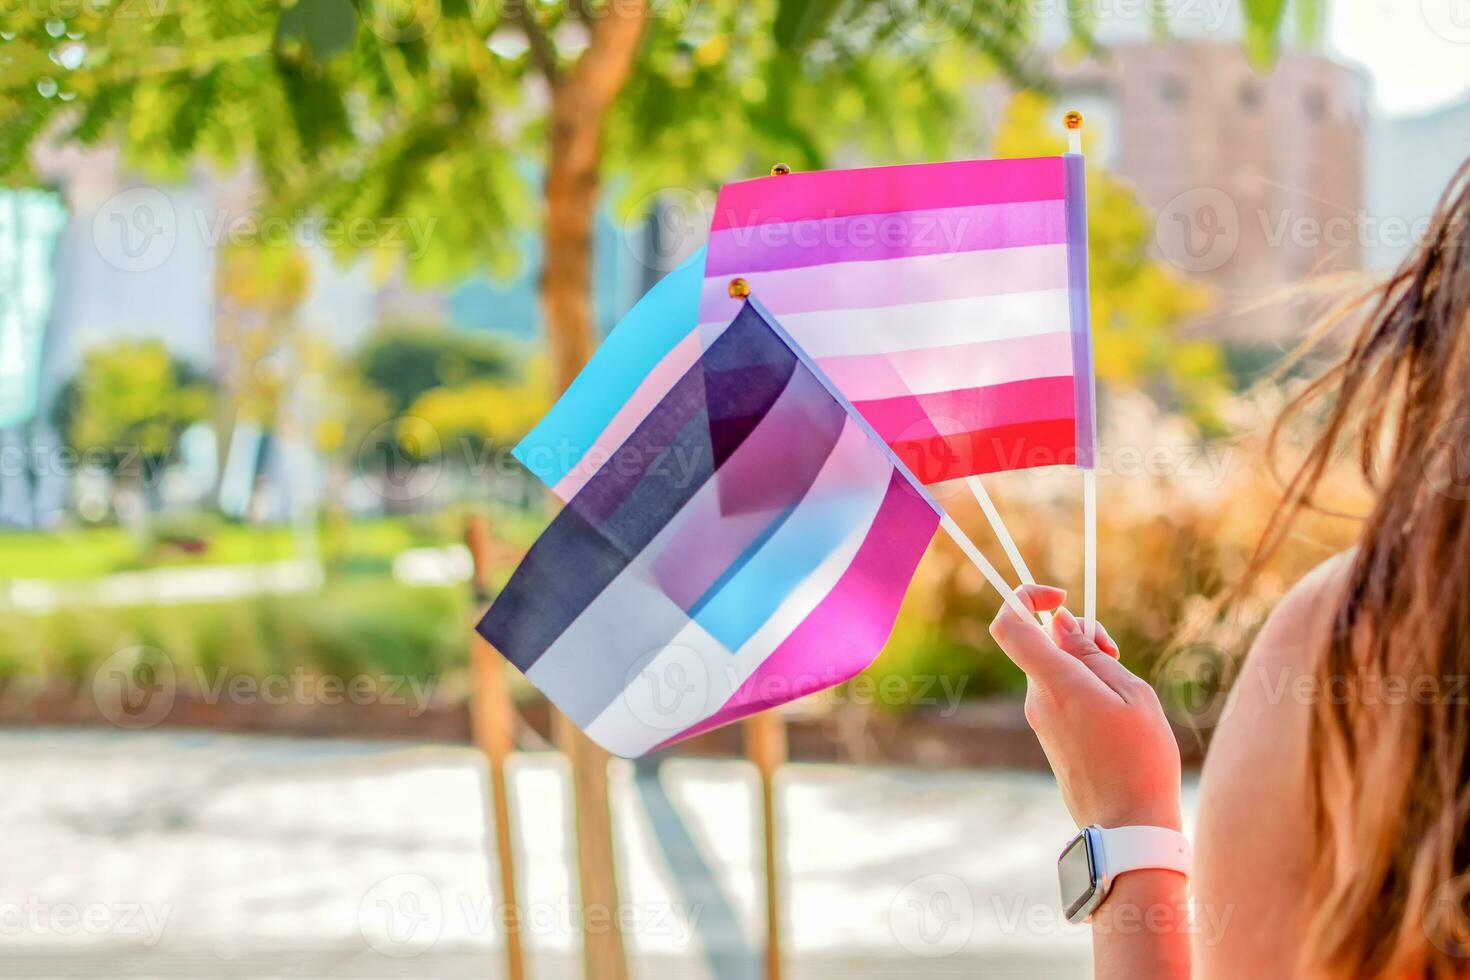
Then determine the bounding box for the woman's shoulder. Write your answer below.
[1248,550,1353,674]
[1204,549,1351,787]
[1190,551,1352,979]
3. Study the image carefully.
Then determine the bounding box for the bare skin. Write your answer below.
[988,554,1347,979]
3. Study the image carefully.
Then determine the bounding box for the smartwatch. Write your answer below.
[1057,825,1192,924]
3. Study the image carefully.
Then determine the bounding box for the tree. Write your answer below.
[349,323,527,506]
[0,3,1001,393]
[354,322,517,416]
[1,3,1302,393]
[399,356,551,458]
[51,339,213,507]
[213,241,312,450]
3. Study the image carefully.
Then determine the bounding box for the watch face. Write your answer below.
[1058,832,1098,922]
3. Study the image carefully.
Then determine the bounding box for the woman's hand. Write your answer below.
[990,584,1183,832]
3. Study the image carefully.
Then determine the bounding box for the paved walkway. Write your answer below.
[0,545,470,613]
[0,730,1200,978]
[2,560,323,614]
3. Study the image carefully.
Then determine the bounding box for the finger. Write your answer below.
[1051,607,1077,648]
[1052,607,1121,660]
[1006,585,1067,637]
[1015,584,1066,614]
[1054,625,1145,702]
[990,586,1085,686]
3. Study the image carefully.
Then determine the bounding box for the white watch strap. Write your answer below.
[1097,826,1192,879]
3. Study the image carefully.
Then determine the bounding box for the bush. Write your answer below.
[0,579,473,694]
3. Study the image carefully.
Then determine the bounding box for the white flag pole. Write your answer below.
[939,513,1037,623]
[1083,468,1097,641]
[964,477,1050,627]
[1066,111,1099,642]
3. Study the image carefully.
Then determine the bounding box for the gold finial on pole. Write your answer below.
[770,162,791,176]
[728,277,751,299]
[1064,109,1083,154]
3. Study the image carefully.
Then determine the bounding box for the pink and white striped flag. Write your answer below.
[695,155,1095,485]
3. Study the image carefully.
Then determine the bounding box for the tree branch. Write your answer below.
[563,0,648,122]
[509,1,560,87]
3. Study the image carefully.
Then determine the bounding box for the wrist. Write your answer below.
[1094,802,1183,834]
[1093,867,1190,923]
[1058,823,1190,925]
[1090,871,1193,979]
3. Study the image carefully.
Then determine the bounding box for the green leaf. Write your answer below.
[1294,0,1324,48]
[773,0,848,50]
[1241,0,1289,66]
[276,0,359,62]
[1064,0,1101,54]
[65,85,134,145]
[1,0,1292,287]
[1148,0,1171,41]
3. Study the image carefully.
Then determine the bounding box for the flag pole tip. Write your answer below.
[1063,109,1084,130]
[770,162,792,176]
[728,277,751,299]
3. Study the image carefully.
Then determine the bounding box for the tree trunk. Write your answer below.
[536,8,648,980]
[541,0,649,392]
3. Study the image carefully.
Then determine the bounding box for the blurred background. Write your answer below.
[2,0,1469,977]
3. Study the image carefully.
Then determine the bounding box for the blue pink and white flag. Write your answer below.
[482,301,940,757]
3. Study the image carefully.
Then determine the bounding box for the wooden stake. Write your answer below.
[745,711,787,980]
[554,712,629,980]
[464,515,527,980]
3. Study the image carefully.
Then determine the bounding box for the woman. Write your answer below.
[990,161,1470,979]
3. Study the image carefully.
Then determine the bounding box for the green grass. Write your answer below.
[0,577,475,686]
[0,527,145,580]
[0,506,544,581]
[0,522,307,579]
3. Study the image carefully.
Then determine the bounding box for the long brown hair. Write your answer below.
[1248,159,1470,977]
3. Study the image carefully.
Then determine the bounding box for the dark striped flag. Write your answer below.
[481,301,939,757]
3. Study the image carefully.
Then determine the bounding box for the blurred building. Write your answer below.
[1367,98,1470,270]
[1040,41,1369,345]
[996,2,1371,346]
